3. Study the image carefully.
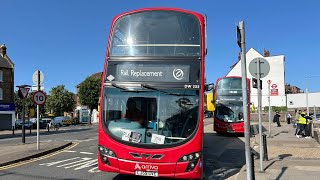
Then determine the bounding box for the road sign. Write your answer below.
[271,84,277,89]
[32,91,46,105]
[271,89,279,96]
[32,70,44,85]
[18,87,30,99]
[237,25,241,48]
[249,58,270,78]
[267,80,271,84]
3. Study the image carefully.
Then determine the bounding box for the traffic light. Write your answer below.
[252,78,262,89]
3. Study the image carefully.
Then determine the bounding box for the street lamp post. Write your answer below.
[305,75,320,116]
[306,78,309,115]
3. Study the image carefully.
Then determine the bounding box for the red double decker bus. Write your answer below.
[98,8,207,179]
[213,76,250,134]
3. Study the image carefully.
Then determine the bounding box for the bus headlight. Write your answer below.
[98,145,117,158]
[178,152,201,162]
[98,145,117,165]
[178,152,201,172]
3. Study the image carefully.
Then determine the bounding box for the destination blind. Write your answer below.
[112,64,191,82]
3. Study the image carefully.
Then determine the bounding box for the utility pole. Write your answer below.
[237,21,253,180]
[306,78,309,115]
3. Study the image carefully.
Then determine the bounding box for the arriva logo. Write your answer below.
[173,68,184,80]
[134,163,159,170]
[134,163,141,170]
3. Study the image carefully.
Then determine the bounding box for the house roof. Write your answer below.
[0,44,14,69]
[226,48,285,76]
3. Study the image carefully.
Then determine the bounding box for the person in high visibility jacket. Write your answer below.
[296,111,311,138]
[294,109,301,135]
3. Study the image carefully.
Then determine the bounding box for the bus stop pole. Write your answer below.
[238,21,254,180]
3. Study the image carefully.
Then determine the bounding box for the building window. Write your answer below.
[0,70,3,82]
[0,88,2,100]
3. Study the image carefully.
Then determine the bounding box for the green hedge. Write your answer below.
[263,106,288,113]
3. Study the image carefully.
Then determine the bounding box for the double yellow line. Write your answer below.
[0,142,79,170]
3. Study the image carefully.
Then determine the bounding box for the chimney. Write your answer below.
[263,48,270,57]
[0,44,7,57]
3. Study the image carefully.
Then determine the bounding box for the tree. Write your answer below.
[78,76,101,124]
[46,85,75,116]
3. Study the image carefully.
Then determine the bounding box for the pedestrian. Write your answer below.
[273,111,281,127]
[294,109,301,135]
[287,113,291,124]
[304,113,313,138]
[296,111,307,138]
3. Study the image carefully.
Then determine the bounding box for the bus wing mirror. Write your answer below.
[205,83,214,91]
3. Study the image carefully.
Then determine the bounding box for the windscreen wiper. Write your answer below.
[141,84,195,96]
[111,83,128,90]
[111,83,152,93]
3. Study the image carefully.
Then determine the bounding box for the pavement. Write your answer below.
[234,122,320,180]
[0,127,75,168]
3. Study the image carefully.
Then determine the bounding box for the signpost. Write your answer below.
[32,70,45,150]
[16,85,30,144]
[249,57,270,173]
[237,21,253,180]
[267,80,272,138]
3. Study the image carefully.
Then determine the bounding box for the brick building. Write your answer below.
[285,83,303,94]
[0,44,15,130]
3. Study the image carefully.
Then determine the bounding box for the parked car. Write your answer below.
[15,119,33,129]
[40,118,52,129]
[313,113,320,121]
[51,116,64,127]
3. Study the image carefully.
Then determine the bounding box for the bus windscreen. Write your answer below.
[110,11,201,57]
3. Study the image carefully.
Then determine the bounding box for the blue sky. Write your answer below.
[1,0,320,93]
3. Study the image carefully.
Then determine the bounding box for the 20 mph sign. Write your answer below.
[33,91,46,105]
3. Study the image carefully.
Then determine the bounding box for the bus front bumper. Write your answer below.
[98,155,202,179]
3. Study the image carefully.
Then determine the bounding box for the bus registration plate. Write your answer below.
[135,171,158,177]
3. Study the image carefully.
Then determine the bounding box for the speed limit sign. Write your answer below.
[33,91,46,105]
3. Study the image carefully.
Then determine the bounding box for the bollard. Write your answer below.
[47,124,50,132]
[262,134,268,161]
[251,151,256,180]
[12,126,15,135]
[30,125,32,134]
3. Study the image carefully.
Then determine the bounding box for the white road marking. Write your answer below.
[88,166,101,173]
[73,159,97,170]
[39,156,100,173]
[57,158,92,168]
[80,152,94,155]
[39,157,80,166]
[64,150,76,153]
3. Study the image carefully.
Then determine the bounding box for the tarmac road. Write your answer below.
[0,119,246,180]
